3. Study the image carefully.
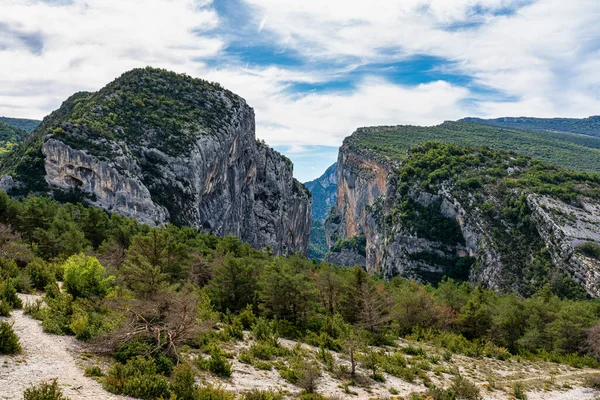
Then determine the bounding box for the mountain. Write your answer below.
[0,116,41,133]
[304,163,337,223]
[324,124,600,297]
[0,67,311,255]
[0,121,29,154]
[304,163,337,260]
[462,116,600,138]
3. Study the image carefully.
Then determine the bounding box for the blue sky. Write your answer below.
[1,0,600,181]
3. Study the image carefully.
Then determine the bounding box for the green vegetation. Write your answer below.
[0,321,21,354]
[0,120,28,155]
[0,189,598,398]
[23,379,70,400]
[330,234,366,257]
[348,121,600,173]
[373,142,600,293]
[462,116,600,138]
[0,116,40,133]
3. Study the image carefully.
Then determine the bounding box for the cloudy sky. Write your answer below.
[1,0,600,181]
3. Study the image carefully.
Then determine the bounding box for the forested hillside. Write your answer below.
[348,121,600,173]
[1,192,600,399]
[0,117,40,133]
[0,121,29,155]
[462,116,600,138]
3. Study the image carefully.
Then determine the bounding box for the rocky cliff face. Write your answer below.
[326,138,600,297]
[1,68,311,255]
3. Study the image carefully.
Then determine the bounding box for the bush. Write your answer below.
[62,253,113,299]
[450,374,481,400]
[198,347,232,378]
[23,379,69,400]
[195,385,236,400]
[512,382,527,400]
[0,321,21,354]
[0,299,11,317]
[26,258,55,291]
[103,356,170,399]
[0,278,22,308]
[170,363,196,400]
[84,366,103,377]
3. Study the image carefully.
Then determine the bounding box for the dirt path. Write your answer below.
[0,295,126,400]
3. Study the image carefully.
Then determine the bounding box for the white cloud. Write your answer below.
[1,0,599,181]
[0,0,222,117]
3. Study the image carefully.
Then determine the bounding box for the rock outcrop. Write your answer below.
[325,135,600,297]
[1,67,311,255]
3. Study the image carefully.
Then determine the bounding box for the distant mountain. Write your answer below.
[461,116,600,138]
[0,117,40,133]
[304,163,337,261]
[304,163,337,223]
[0,121,29,154]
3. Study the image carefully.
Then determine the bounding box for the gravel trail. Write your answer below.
[0,295,126,400]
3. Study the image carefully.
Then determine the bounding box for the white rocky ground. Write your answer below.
[0,294,127,400]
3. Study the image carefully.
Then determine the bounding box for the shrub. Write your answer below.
[584,374,600,389]
[26,258,55,291]
[170,363,196,400]
[0,278,22,308]
[62,253,113,299]
[198,347,232,378]
[195,385,236,400]
[294,358,322,393]
[576,242,600,259]
[512,382,527,400]
[0,299,11,317]
[0,321,21,354]
[103,356,170,399]
[84,366,103,377]
[450,374,481,400]
[252,317,278,345]
[23,379,69,400]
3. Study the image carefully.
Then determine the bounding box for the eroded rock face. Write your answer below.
[11,68,312,256]
[326,137,600,297]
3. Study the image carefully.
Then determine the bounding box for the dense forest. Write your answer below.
[0,121,29,155]
[1,184,600,399]
[0,117,40,133]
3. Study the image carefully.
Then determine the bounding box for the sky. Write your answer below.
[1,0,600,182]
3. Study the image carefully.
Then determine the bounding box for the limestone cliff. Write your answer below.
[0,67,311,255]
[326,135,600,297]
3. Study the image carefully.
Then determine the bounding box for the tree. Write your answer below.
[63,253,113,299]
[357,281,389,335]
[259,256,316,323]
[341,325,366,377]
[209,254,260,313]
[457,285,492,340]
[314,263,343,314]
[96,285,213,361]
[339,266,370,324]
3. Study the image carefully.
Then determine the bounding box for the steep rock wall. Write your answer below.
[4,68,311,256]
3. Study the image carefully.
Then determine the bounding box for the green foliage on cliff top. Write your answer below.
[47,67,247,156]
[461,116,600,138]
[348,121,600,174]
